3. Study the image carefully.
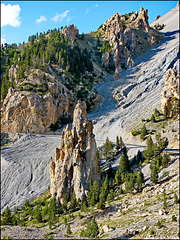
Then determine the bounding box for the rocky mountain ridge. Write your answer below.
[1,3,179,239]
[1,6,164,133]
[99,7,163,78]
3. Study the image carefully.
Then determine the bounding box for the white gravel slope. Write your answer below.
[150,4,179,33]
[1,134,60,211]
[1,8,179,212]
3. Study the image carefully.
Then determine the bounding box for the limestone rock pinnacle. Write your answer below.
[49,100,100,201]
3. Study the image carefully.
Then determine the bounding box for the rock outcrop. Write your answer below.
[50,100,100,201]
[130,11,138,21]
[135,7,149,32]
[61,24,79,46]
[100,6,160,76]
[152,23,165,30]
[1,83,75,133]
[102,12,136,72]
[154,15,161,21]
[161,68,179,117]
[114,68,120,80]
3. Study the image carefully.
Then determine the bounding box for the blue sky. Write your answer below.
[1,1,178,45]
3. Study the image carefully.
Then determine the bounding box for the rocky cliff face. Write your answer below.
[161,68,179,117]
[61,24,79,46]
[102,12,135,73]
[1,79,75,133]
[50,100,100,201]
[100,7,162,78]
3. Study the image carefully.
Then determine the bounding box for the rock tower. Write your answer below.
[50,100,100,201]
[161,68,179,117]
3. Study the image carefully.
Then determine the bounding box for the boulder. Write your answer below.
[123,229,129,234]
[114,68,120,80]
[102,225,115,233]
[49,100,101,201]
[159,208,167,215]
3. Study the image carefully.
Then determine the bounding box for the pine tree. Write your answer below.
[144,136,154,162]
[96,148,100,160]
[136,150,143,166]
[140,124,147,140]
[119,152,129,174]
[42,201,49,219]
[104,137,113,160]
[115,168,121,185]
[107,189,114,204]
[102,175,109,200]
[164,104,168,119]
[119,136,125,150]
[34,206,42,223]
[62,193,67,212]
[66,223,72,235]
[99,150,102,159]
[116,136,120,151]
[91,216,99,238]
[93,180,99,204]
[70,190,77,211]
[48,197,57,227]
[87,179,93,204]
[150,166,158,184]
[56,197,62,215]
[154,108,160,117]
[136,169,144,191]
[3,206,12,225]
[151,114,155,123]
[161,153,169,168]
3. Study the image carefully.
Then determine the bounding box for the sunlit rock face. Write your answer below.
[161,68,179,117]
[50,100,100,201]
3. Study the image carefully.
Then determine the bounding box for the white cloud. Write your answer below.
[66,16,72,23]
[36,16,47,23]
[85,8,90,14]
[51,10,70,22]
[1,3,21,27]
[95,4,99,7]
[1,35,6,44]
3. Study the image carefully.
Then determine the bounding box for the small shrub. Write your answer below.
[156,220,163,228]
[150,229,156,235]
[174,193,180,204]
[172,215,177,222]
[66,223,72,235]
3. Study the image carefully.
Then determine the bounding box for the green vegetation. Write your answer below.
[80,216,99,238]
[174,193,180,204]
[66,223,72,235]
[100,41,113,53]
[172,215,177,222]
[143,132,169,183]
[104,137,114,160]
[131,124,148,140]
[1,28,95,110]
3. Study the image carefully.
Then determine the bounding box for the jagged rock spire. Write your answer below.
[49,100,100,201]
